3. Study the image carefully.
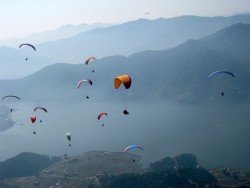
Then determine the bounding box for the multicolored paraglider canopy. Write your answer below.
[77,79,93,89]
[66,132,71,141]
[85,56,96,65]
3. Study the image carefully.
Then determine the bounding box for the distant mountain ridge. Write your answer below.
[1,15,250,80]
[0,23,112,48]
[35,14,250,63]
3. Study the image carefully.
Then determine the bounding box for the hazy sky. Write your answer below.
[0,0,250,40]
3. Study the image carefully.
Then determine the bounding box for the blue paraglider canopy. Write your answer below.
[124,145,143,153]
[208,70,235,79]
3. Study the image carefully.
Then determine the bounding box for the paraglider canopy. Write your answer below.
[2,95,20,101]
[85,56,96,65]
[208,70,235,79]
[124,145,143,153]
[66,132,71,141]
[208,71,234,96]
[30,116,36,123]
[66,132,71,146]
[34,107,47,113]
[3,96,20,113]
[19,43,36,51]
[77,79,93,89]
[97,112,108,120]
[114,75,132,89]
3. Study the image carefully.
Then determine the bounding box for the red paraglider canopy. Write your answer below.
[97,112,108,120]
[30,116,36,123]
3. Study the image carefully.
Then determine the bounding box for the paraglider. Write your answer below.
[114,75,132,114]
[97,112,108,127]
[66,132,71,146]
[19,43,36,61]
[124,145,143,163]
[3,95,20,112]
[30,116,37,134]
[19,43,36,51]
[34,107,47,123]
[208,70,234,97]
[77,79,93,99]
[85,56,96,72]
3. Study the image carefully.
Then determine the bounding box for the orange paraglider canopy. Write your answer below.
[114,75,132,89]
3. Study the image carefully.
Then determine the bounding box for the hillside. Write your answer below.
[0,152,52,179]
[0,151,144,187]
[100,154,216,188]
[0,152,217,188]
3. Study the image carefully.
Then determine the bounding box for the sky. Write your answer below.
[0,0,250,40]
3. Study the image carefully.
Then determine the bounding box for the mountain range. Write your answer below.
[1,14,250,79]
[0,23,112,48]
[35,14,250,63]
[0,23,249,104]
